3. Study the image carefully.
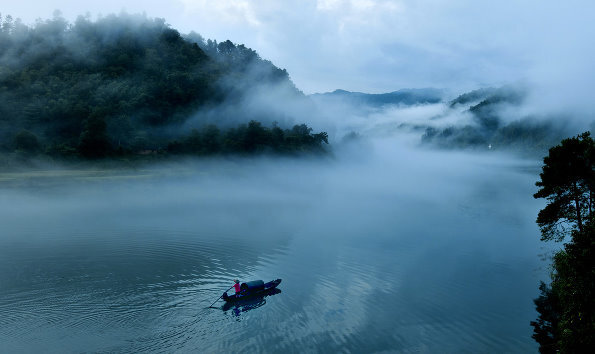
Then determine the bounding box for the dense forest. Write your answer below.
[421,86,573,155]
[531,132,595,353]
[0,12,328,162]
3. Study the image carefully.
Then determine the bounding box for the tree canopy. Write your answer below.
[0,13,325,162]
[531,132,595,353]
[534,132,595,241]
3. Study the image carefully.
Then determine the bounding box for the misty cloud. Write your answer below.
[3,0,592,124]
[1,2,590,352]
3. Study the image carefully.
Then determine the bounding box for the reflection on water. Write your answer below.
[0,226,289,353]
[0,152,547,352]
[222,289,282,319]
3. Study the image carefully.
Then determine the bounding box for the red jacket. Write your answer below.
[233,283,241,293]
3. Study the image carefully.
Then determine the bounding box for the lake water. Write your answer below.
[0,142,551,353]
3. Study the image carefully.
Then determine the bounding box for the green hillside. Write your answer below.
[0,13,327,161]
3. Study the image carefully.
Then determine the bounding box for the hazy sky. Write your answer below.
[3,0,595,96]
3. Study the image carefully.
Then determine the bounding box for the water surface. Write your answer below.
[0,146,549,352]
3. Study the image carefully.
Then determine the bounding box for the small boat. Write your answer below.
[222,279,282,302]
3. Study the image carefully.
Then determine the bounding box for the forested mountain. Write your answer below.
[421,86,574,155]
[0,13,327,160]
[311,88,443,107]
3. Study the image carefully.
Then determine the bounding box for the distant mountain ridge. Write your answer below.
[422,85,573,155]
[310,88,444,107]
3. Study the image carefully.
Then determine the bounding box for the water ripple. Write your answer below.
[1,215,538,353]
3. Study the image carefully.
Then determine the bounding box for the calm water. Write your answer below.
[0,145,549,353]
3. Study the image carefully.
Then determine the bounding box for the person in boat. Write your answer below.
[233,279,241,294]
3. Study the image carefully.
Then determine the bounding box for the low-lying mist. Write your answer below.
[0,9,590,352]
[2,6,594,351]
[1,100,553,351]
[316,85,592,157]
[1,123,545,244]
[1,12,590,166]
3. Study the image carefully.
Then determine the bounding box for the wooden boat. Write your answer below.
[222,279,282,302]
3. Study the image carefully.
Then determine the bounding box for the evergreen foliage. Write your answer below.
[13,130,40,153]
[534,133,595,241]
[531,132,595,353]
[0,13,323,161]
[167,121,328,156]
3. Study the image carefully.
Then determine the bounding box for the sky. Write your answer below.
[2,0,595,97]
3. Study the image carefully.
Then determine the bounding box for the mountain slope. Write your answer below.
[0,13,324,159]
